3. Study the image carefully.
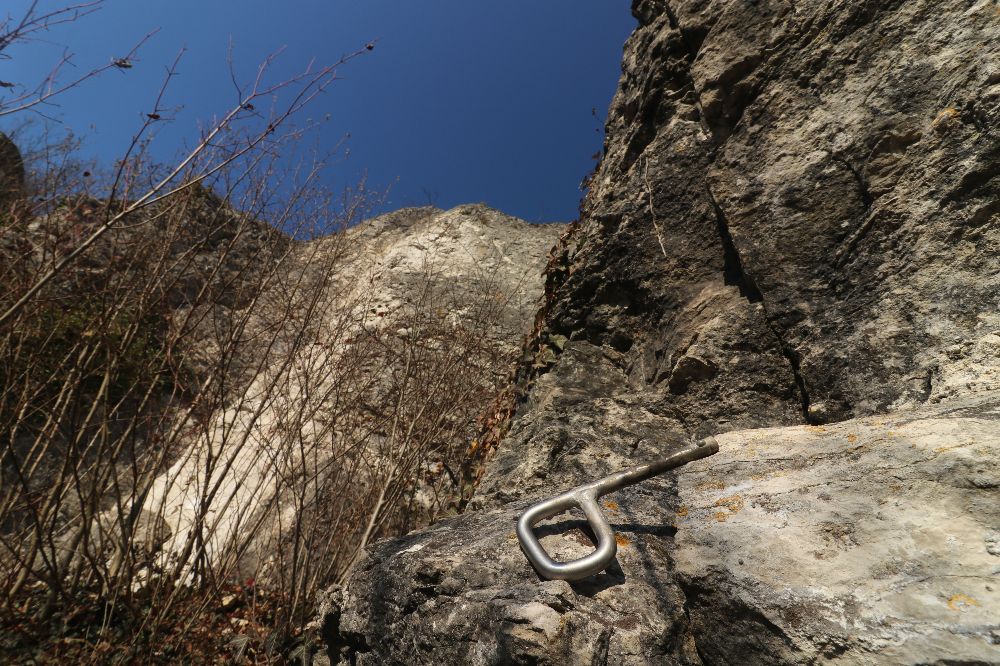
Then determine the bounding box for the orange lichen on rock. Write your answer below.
[714,495,745,514]
[709,495,745,522]
[933,107,961,129]
[946,594,980,611]
[615,534,631,547]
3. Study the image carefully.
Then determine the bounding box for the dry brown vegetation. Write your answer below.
[0,4,527,662]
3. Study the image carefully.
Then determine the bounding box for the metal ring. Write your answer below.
[516,438,719,581]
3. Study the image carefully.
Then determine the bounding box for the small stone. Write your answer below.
[220,594,243,612]
[986,532,1000,557]
[505,602,562,640]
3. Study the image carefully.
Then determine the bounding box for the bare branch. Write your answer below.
[0,44,371,329]
[0,29,156,118]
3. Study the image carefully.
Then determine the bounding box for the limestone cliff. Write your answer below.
[142,205,563,579]
[324,1,1000,663]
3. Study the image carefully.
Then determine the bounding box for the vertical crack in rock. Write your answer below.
[772,327,812,423]
[708,184,812,423]
[661,2,698,61]
[829,151,877,268]
[662,2,679,30]
[830,153,873,211]
[709,185,763,303]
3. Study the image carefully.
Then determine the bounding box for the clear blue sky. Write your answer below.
[2,1,635,222]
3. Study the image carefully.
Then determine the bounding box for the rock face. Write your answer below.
[675,393,1000,664]
[144,205,563,576]
[325,1,999,664]
[0,132,25,216]
[329,394,1000,665]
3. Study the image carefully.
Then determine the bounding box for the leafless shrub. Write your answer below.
[0,4,527,661]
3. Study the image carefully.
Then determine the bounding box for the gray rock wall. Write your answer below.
[0,132,25,214]
[324,1,999,663]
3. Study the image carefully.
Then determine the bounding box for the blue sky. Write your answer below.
[2,1,635,222]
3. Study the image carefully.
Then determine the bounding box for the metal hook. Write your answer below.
[516,437,719,581]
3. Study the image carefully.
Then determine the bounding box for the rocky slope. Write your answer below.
[324,1,1000,663]
[143,205,563,577]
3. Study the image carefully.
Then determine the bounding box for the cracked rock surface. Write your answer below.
[322,1,999,663]
[676,393,1000,664]
[326,394,1000,664]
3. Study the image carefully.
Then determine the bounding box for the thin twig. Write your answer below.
[643,157,668,259]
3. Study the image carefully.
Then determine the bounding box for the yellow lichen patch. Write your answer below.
[615,534,631,547]
[947,594,980,611]
[714,495,745,514]
[807,425,827,433]
[603,500,619,511]
[847,433,858,443]
[713,512,730,522]
[697,480,726,491]
[507,532,518,541]
[676,506,689,517]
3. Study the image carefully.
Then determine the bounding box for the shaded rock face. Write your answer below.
[563,0,1000,429]
[325,1,999,664]
[0,132,25,214]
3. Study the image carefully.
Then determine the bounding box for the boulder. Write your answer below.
[325,393,1000,664]
[676,392,1000,664]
